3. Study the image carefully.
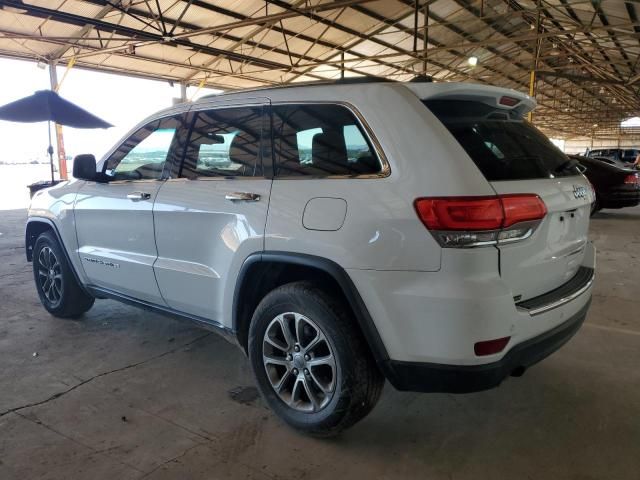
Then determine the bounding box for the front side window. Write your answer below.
[179,106,263,179]
[104,115,187,181]
[272,104,381,177]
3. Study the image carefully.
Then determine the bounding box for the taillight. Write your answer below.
[414,196,503,231]
[501,194,548,227]
[414,195,547,248]
[624,173,639,185]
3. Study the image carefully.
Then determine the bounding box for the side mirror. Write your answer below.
[72,154,97,181]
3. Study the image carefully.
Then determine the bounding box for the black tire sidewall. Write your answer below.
[248,285,361,432]
[591,194,601,215]
[32,231,89,317]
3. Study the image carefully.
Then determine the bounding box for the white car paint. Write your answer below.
[152,176,272,320]
[74,179,166,304]
[27,80,595,370]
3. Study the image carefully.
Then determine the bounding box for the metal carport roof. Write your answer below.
[1,0,640,138]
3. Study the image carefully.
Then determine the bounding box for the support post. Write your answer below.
[423,2,428,74]
[180,82,187,103]
[528,0,542,123]
[413,0,419,53]
[48,61,68,180]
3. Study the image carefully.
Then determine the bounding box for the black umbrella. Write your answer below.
[0,90,113,181]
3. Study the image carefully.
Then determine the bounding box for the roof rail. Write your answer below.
[200,75,414,99]
[329,76,395,85]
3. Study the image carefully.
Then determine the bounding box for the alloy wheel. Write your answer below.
[37,246,63,306]
[262,312,336,413]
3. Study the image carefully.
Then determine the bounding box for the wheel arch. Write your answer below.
[26,217,90,295]
[233,251,389,365]
[25,218,57,262]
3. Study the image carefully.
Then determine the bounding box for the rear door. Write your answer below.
[152,102,271,322]
[425,98,592,301]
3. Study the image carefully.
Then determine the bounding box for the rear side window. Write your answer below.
[425,100,577,181]
[272,104,381,177]
[180,106,264,178]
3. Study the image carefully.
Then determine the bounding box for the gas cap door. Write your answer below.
[302,197,347,231]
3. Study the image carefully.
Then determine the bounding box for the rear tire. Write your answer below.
[32,231,94,318]
[248,281,384,437]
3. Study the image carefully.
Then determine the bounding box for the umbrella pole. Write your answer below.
[47,120,54,182]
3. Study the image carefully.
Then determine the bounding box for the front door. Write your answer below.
[74,113,190,304]
[152,104,271,323]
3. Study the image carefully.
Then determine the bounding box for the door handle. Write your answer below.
[126,192,151,201]
[225,192,261,202]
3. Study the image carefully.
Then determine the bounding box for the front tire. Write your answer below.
[248,281,384,437]
[32,231,94,318]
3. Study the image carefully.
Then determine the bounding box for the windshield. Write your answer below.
[424,99,578,181]
[623,149,639,162]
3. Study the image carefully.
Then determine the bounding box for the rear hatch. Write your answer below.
[422,92,592,301]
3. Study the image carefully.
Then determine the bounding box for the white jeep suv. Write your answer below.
[26,79,595,436]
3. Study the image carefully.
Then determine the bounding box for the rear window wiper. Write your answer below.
[555,158,583,174]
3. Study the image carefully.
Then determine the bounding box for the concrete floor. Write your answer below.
[1,207,639,480]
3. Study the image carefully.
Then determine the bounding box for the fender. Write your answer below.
[233,251,390,364]
[25,217,91,296]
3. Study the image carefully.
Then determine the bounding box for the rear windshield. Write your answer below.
[424,99,577,181]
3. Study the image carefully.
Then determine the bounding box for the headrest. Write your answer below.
[311,131,350,174]
[229,133,258,174]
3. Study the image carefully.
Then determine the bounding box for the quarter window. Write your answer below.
[180,106,263,178]
[272,104,381,177]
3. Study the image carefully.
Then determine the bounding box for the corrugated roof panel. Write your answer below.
[361,0,411,20]
[0,37,55,57]
[279,15,344,40]
[0,0,636,135]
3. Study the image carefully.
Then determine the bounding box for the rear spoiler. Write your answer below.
[405,83,536,117]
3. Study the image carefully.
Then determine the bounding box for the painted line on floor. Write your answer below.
[584,322,640,336]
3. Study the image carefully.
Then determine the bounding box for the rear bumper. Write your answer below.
[382,299,590,393]
[600,186,640,209]
[516,265,594,315]
[348,241,595,392]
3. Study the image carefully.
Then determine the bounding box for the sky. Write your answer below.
[0,57,219,164]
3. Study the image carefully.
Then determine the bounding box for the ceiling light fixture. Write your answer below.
[1,5,28,14]
[468,56,478,67]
